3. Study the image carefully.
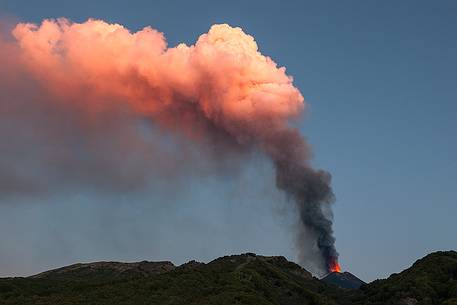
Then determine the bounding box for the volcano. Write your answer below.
[322,271,366,289]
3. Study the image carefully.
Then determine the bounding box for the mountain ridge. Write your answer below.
[30,260,176,280]
[322,271,366,289]
[0,251,455,305]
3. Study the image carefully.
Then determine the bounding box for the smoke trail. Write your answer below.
[0,18,338,273]
[260,128,338,273]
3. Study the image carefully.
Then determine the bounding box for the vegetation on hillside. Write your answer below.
[0,251,455,305]
[351,251,457,305]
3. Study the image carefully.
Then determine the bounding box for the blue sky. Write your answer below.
[0,0,455,281]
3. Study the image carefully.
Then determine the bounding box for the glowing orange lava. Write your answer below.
[329,260,342,273]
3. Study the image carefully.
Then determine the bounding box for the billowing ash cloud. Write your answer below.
[0,18,338,273]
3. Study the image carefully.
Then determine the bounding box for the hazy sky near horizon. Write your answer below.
[0,0,455,282]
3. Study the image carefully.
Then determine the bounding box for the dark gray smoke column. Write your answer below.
[262,129,338,274]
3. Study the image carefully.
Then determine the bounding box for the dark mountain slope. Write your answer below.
[31,261,176,281]
[0,251,455,305]
[351,250,457,305]
[322,271,365,289]
[0,253,343,305]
